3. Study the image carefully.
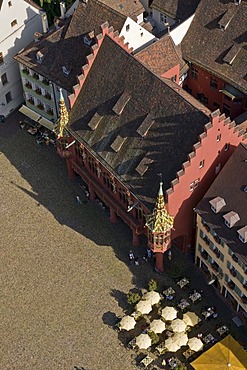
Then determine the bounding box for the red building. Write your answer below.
[57,23,247,271]
[182,0,247,120]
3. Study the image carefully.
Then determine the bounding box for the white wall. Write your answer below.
[0,0,46,117]
[170,14,195,46]
[120,17,157,53]
[64,0,79,18]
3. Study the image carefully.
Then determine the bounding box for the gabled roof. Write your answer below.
[98,0,144,20]
[182,0,247,95]
[151,0,201,21]
[135,34,187,76]
[196,143,247,263]
[68,34,210,208]
[65,0,127,39]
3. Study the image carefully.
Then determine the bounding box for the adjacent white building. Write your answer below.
[0,0,47,118]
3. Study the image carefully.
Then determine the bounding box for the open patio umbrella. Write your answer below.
[172,332,188,347]
[136,300,152,315]
[149,319,166,334]
[183,312,201,327]
[188,337,203,352]
[119,315,136,331]
[191,335,247,370]
[164,336,180,352]
[136,333,152,350]
[161,306,177,321]
[170,319,187,333]
[143,291,161,306]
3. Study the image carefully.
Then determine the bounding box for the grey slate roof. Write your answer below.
[151,0,201,21]
[68,34,210,208]
[196,143,247,264]
[182,0,247,95]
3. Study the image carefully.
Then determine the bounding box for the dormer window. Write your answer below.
[62,66,70,76]
[237,226,247,243]
[83,35,92,46]
[209,196,226,213]
[223,211,240,228]
[36,51,44,64]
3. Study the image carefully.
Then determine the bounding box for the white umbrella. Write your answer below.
[172,332,188,347]
[119,315,136,331]
[143,291,161,306]
[136,333,152,350]
[170,319,187,333]
[149,319,166,334]
[188,337,203,352]
[161,306,177,321]
[183,312,201,327]
[164,337,180,352]
[136,300,152,315]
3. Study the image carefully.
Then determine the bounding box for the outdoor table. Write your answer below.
[168,356,182,369]
[140,355,153,368]
[127,337,136,349]
[156,342,167,354]
[202,307,214,319]
[177,278,190,289]
[131,311,142,319]
[163,287,175,297]
[189,292,201,303]
[216,325,229,336]
[177,299,190,310]
[182,348,195,360]
[203,333,216,344]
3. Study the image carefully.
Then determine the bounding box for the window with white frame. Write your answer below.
[199,159,205,168]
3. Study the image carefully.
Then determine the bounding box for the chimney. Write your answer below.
[60,1,66,19]
[41,13,49,33]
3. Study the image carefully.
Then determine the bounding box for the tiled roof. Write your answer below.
[14,24,93,93]
[68,34,210,208]
[98,0,144,19]
[151,0,201,21]
[196,143,247,264]
[182,0,247,95]
[14,0,128,93]
[24,0,43,11]
[65,0,126,39]
[135,34,187,76]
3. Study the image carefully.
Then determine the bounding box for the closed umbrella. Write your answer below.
[172,332,188,347]
[165,337,180,352]
[161,306,177,321]
[143,291,161,306]
[150,319,166,334]
[136,300,152,315]
[136,333,152,350]
[119,315,136,331]
[183,312,201,327]
[170,319,187,333]
[188,337,203,352]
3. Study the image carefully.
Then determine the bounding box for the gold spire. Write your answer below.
[58,88,69,138]
[145,182,174,233]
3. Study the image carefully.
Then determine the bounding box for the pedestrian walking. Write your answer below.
[147,248,152,258]
[129,250,135,265]
[76,195,82,204]
[134,257,140,266]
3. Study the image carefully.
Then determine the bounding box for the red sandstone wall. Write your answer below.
[161,64,180,84]
[166,112,247,252]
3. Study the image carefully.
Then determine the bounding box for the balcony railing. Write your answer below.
[227,281,235,290]
[230,268,237,277]
[200,251,208,260]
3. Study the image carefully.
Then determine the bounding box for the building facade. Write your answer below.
[0,0,47,118]
[195,143,247,320]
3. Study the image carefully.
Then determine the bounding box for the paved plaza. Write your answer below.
[0,112,246,370]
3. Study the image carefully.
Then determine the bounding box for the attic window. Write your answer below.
[137,114,154,137]
[83,35,92,46]
[223,211,240,228]
[223,44,241,65]
[112,92,131,115]
[126,24,130,32]
[243,185,247,193]
[218,9,235,31]
[88,112,102,130]
[36,51,44,64]
[11,19,17,27]
[209,196,226,213]
[136,156,153,176]
[237,226,247,243]
[62,66,70,76]
[110,136,127,152]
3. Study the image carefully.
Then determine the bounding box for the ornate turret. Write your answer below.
[57,88,69,138]
[145,182,174,272]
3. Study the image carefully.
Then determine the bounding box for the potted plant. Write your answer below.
[148,279,158,291]
[45,93,51,100]
[22,68,29,75]
[25,82,32,89]
[37,103,44,110]
[33,73,39,80]
[127,291,141,306]
[35,88,42,95]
